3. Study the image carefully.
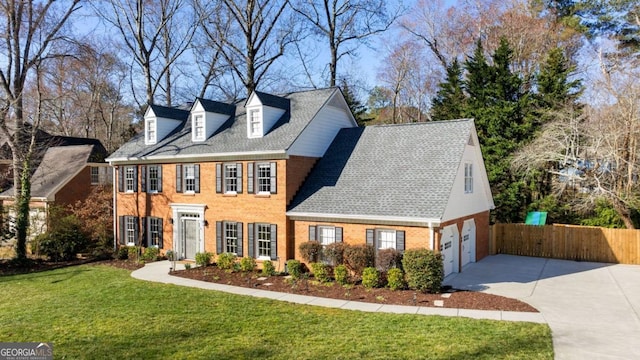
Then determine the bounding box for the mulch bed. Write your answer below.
[172,265,538,312]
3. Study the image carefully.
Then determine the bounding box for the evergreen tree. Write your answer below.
[340,79,370,126]
[430,59,466,121]
[536,47,583,110]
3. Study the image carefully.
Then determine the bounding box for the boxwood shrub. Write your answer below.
[402,248,443,293]
[361,267,380,289]
[334,264,349,285]
[310,262,330,283]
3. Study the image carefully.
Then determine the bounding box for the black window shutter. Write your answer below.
[176,164,182,193]
[141,217,147,247]
[118,167,124,192]
[133,166,138,192]
[134,217,140,245]
[366,229,374,247]
[309,226,316,241]
[216,221,223,254]
[157,166,163,192]
[141,165,147,193]
[216,163,222,193]
[158,218,164,248]
[248,223,255,258]
[270,224,277,260]
[119,216,125,245]
[336,227,343,242]
[194,164,200,193]
[237,222,243,256]
[397,231,405,252]
[247,162,254,194]
[270,162,277,194]
[236,163,243,193]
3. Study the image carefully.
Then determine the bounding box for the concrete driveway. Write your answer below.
[444,254,640,360]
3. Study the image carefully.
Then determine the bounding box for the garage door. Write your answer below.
[461,219,476,268]
[441,225,459,277]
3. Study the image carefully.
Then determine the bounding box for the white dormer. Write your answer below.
[144,105,187,145]
[245,91,288,139]
[190,99,235,142]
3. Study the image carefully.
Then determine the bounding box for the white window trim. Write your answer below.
[256,163,271,194]
[146,118,157,145]
[377,229,397,250]
[248,108,262,138]
[148,217,161,248]
[148,165,160,193]
[125,166,136,193]
[224,163,238,194]
[184,164,196,194]
[90,167,100,185]
[224,222,239,255]
[318,226,336,246]
[126,216,136,246]
[192,113,206,142]
[464,163,473,194]
[256,224,271,260]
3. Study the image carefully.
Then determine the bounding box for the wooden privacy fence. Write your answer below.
[491,223,640,265]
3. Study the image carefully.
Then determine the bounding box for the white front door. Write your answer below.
[441,225,460,277]
[461,219,476,268]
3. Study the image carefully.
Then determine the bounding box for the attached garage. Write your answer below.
[441,224,459,277]
[461,219,476,268]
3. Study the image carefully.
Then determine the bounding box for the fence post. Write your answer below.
[490,224,497,255]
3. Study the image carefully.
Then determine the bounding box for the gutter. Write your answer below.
[286,211,441,228]
[107,149,288,165]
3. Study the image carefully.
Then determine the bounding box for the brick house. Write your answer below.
[107,87,494,276]
[0,134,110,236]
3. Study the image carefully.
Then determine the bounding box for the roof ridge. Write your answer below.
[366,118,473,128]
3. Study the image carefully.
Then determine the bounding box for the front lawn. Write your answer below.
[0,265,553,359]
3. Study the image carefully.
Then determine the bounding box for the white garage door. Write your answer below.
[461,219,476,268]
[441,225,459,277]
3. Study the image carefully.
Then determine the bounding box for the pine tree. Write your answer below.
[430,59,466,121]
[340,80,370,126]
[536,47,583,110]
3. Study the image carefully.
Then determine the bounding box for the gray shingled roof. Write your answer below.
[1,145,94,199]
[149,104,190,120]
[253,91,290,110]
[287,119,475,220]
[108,87,338,161]
[196,98,236,116]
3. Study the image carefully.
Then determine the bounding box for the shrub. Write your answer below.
[116,246,129,260]
[310,262,330,283]
[217,252,237,271]
[402,248,443,293]
[35,214,90,262]
[343,244,375,276]
[334,264,349,285]
[195,252,213,267]
[184,263,192,270]
[142,247,160,262]
[240,257,256,272]
[376,248,403,272]
[262,260,276,276]
[298,241,323,263]
[127,246,139,261]
[323,242,347,265]
[287,259,303,279]
[387,268,405,291]
[362,267,380,289]
[165,250,175,261]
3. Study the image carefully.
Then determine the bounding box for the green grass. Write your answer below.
[0,265,553,359]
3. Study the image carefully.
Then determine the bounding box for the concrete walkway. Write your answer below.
[131,260,545,323]
[445,254,640,360]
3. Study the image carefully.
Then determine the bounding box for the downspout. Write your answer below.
[112,165,117,252]
[429,222,435,251]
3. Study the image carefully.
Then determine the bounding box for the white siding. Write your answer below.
[289,105,356,157]
[156,117,182,143]
[262,105,286,135]
[441,133,494,222]
[192,101,232,141]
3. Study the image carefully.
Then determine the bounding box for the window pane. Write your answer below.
[125,167,135,191]
[318,227,335,245]
[149,166,159,192]
[225,164,237,192]
[378,230,396,249]
[184,165,195,192]
[257,164,270,193]
[257,224,271,258]
[149,217,160,246]
[91,167,99,185]
[225,222,238,254]
[126,217,136,243]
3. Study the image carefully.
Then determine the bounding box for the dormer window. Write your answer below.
[249,109,262,138]
[146,119,156,144]
[192,114,205,141]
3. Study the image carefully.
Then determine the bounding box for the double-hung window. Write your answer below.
[125,166,136,192]
[141,165,162,193]
[91,167,100,185]
[318,226,336,245]
[366,228,406,252]
[146,119,156,144]
[464,163,473,193]
[377,229,397,249]
[247,162,276,194]
[146,217,163,247]
[248,223,277,260]
[216,221,243,256]
[249,109,261,137]
[193,114,205,141]
[176,164,200,193]
[225,164,238,193]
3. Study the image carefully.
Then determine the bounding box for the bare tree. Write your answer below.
[0,0,81,259]
[292,0,401,87]
[98,0,197,107]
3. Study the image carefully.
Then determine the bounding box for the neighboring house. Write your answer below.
[0,133,111,236]
[107,87,494,276]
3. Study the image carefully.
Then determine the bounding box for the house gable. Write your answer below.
[145,105,188,145]
[288,88,358,157]
[441,126,495,222]
[190,99,236,142]
[245,91,289,139]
